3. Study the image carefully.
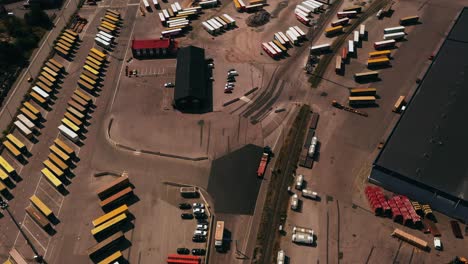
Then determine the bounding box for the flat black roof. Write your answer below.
[175,46,207,101]
[375,8,468,201]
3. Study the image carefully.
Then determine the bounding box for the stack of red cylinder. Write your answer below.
[365,186,383,215]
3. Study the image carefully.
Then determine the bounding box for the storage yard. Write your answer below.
[0,0,467,263]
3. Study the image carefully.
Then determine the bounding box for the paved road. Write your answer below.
[0,0,80,133]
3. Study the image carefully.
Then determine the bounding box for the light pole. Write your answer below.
[0,200,44,263]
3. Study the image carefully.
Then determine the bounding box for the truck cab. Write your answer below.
[295,174,304,190]
[290,194,299,211]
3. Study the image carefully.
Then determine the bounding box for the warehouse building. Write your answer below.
[131,39,178,59]
[369,8,468,222]
[173,46,210,112]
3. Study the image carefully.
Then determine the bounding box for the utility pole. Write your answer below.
[0,199,44,263]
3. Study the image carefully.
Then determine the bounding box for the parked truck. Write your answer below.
[292,232,314,244]
[302,189,318,199]
[257,146,271,177]
[295,174,304,190]
[215,221,225,250]
[293,226,314,234]
[290,194,299,211]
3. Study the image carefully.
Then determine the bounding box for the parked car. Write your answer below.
[192,235,206,242]
[192,203,205,209]
[177,248,190,254]
[164,82,175,87]
[181,213,194,220]
[193,208,205,215]
[228,68,235,72]
[179,203,191,210]
[195,213,207,220]
[194,230,208,236]
[197,224,208,231]
[192,248,206,256]
[228,71,238,76]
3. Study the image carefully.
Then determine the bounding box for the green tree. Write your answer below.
[24,5,52,29]
[0,42,24,69]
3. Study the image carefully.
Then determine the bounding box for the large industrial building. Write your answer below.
[173,46,210,112]
[369,8,468,222]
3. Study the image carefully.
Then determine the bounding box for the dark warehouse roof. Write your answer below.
[375,8,468,201]
[174,46,207,101]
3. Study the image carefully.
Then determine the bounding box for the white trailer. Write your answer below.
[292,232,314,244]
[170,4,178,14]
[384,26,405,34]
[383,32,405,40]
[214,16,228,29]
[32,86,49,100]
[202,21,215,35]
[210,19,223,31]
[161,28,182,37]
[14,120,32,138]
[348,39,354,53]
[152,0,158,8]
[99,31,115,40]
[206,19,221,33]
[295,174,304,190]
[167,18,188,24]
[168,21,189,28]
[158,12,166,24]
[289,27,302,40]
[310,43,331,53]
[97,33,113,43]
[293,226,314,234]
[162,9,170,19]
[269,41,282,54]
[295,8,308,18]
[353,30,359,43]
[262,42,277,57]
[293,26,306,38]
[277,250,285,264]
[142,0,150,9]
[359,24,366,37]
[278,31,290,45]
[174,2,182,11]
[307,0,323,9]
[95,37,111,49]
[17,114,36,130]
[308,136,318,157]
[304,0,322,11]
[296,4,312,16]
[301,1,319,12]
[274,33,286,45]
[285,30,298,45]
[59,124,79,142]
[290,194,299,210]
[183,6,202,13]
[222,14,236,26]
[302,189,318,199]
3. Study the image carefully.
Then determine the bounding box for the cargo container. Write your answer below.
[337,11,357,18]
[367,57,390,67]
[58,124,79,142]
[384,26,405,34]
[292,232,314,244]
[293,226,314,234]
[383,32,405,40]
[302,189,318,199]
[353,30,359,43]
[215,221,225,248]
[295,174,304,190]
[331,17,349,27]
[290,194,299,210]
[325,26,343,36]
[392,95,406,113]
[374,39,396,49]
[348,40,354,54]
[310,43,331,54]
[399,16,419,25]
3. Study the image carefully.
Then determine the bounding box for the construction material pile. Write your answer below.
[246,10,270,27]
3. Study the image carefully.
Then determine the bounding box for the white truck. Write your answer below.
[277,250,285,264]
[290,194,299,211]
[295,174,304,190]
[293,226,314,234]
[308,136,318,157]
[302,189,318,199]
[292,232,314,244]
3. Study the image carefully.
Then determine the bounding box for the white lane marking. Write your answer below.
[21,220,47,252]
[109,7,139,111]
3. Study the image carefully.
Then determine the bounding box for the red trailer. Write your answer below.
[257,153,269,177]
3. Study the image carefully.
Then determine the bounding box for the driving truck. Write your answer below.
[257,146,272,177]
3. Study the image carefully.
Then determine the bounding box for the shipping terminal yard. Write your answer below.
[0,0,468,262]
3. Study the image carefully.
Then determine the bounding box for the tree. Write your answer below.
[0,42,24,69]
[24,5,52,29]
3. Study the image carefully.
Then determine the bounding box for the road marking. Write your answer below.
[109,7,139,111]
[21,222,47,252]
[38,186,62,207]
